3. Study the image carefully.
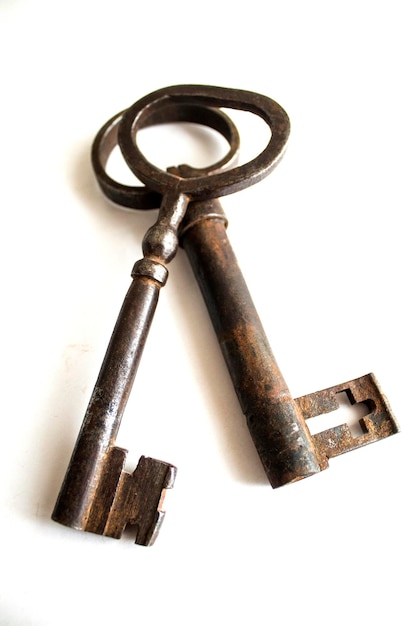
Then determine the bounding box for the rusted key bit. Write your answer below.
[179,197,400,487]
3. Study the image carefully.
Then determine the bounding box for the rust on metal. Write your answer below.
[295,373,398,470]
[53,86,291,544]
[52,84,399,549]
[52,266,177,546]
[179,199,399,487]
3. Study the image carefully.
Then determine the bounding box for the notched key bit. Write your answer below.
[57,448,175,546]
[84,452,175,545]
[295,373,398,470]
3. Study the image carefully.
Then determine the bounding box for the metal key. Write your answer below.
[96,84,399,491]
[179,199,399,486]
[52,86,290,543]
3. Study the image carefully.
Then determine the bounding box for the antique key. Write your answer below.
[94,85,399,491]
[53,86,290,543]
[178,199,399,486]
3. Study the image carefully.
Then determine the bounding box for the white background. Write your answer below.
[1,1,415,624]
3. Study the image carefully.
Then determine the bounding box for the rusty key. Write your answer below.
[53,86,290,543]
[179,198,399,486]
[96,85,399,491]
[52,101,239,544]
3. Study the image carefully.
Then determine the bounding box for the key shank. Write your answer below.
[180,200,320,487]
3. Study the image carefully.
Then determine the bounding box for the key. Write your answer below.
[179,199,399,486]
[52,86,290,543]
[52,98,241,545]
[96,84,399,491]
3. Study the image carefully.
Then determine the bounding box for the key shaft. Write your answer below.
[180,200,320,486]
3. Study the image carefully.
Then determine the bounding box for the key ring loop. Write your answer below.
[92,102,241,210]
[118,85,290,201]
